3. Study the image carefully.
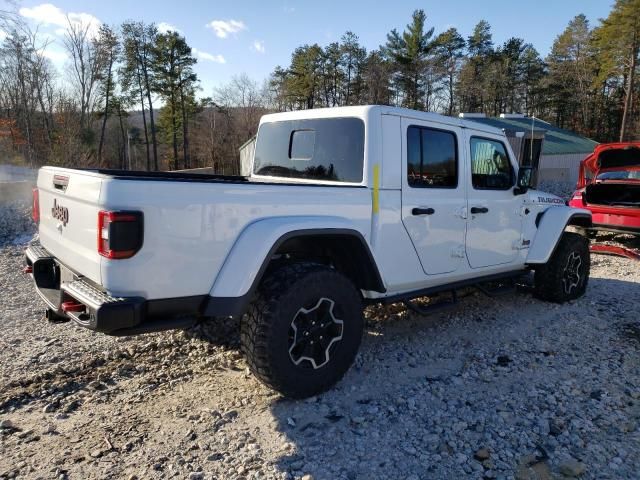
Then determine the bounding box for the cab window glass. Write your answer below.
[254,118,364,183]
[470,137,514,190]
[407,126,457,188]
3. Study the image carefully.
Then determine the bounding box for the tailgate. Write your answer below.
[37,167,104,284]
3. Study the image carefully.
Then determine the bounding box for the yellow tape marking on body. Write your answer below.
[372,164,380,215]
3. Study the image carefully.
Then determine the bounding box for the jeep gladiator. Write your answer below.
[25,106,592,398]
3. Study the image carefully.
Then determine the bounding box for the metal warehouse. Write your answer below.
[460,113,598,186]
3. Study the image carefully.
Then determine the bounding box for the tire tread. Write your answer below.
[241,262,362,398]
[534,232,590,303]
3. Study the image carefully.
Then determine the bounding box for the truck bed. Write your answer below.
[36,166,371,300]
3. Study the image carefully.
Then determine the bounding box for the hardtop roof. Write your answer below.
[260,105,504,136]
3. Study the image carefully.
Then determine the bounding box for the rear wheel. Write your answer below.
[241,263,363,398]
[534,232,590,303]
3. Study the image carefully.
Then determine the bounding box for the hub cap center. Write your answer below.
[288,298,344,369]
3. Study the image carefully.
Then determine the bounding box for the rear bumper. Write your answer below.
[569,198,640,235]
[590,210,640,234]
[24,245,204,335]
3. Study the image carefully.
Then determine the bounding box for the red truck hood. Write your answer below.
[583,143,640,172]
[577,142,640,188]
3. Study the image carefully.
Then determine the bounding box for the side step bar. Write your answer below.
[372,270,528,316]
[475,280,517,298]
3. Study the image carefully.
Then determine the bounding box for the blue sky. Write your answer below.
[13,0,614,96]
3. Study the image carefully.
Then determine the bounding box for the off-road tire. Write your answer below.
[534,232,590,303]
[241,262,364,398]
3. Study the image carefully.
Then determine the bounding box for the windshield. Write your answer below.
[596,170,640,181]
[253,118,365,183]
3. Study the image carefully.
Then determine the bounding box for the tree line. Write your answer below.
[0,15,257,172]
[0,0,638,173]
[269,1,640,143]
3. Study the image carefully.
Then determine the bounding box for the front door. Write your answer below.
[401,118,467,275]
[464,133,524,268]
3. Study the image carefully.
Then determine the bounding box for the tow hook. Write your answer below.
[45,309,70,324]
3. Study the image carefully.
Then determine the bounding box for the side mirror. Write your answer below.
[514,166,533,195]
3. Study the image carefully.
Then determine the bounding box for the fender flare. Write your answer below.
[526,206,592,265]
[203,216,384,317]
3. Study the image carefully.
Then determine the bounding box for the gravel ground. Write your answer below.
[1,213,639,480]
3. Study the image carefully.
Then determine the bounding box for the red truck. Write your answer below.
[569,142,640,235]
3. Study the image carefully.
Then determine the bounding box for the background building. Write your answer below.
[461,114,598,187]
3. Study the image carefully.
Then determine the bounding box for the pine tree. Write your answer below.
[520,46,545,116]
[288,45,323,109]
[96,25,120,167]
[383,9,435,110]
[458,20,494,112]
[151,31,198,170]
[593,0,640,141]
[546,14,595,132]
[361,51,391,105]
[121,21,159,170]
[340,32,367,105]
[433,28,465,115]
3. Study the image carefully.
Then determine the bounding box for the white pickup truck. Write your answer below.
[25,106,592,398]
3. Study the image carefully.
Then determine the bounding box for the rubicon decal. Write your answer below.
[537,196,565,205]
[52,199,69,226]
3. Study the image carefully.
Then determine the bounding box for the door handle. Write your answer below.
[412,207,435,216]
[470,206,489,214]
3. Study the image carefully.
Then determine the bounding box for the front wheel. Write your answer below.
[241,263,364,398]
[534,232,590,303]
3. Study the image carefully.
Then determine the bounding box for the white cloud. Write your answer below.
[283,6,295,13]
[252,40,265,54]
[39,48,68,62]
[158,22,182,34]
[0,30,6,41]
[19,4,66,26]
[19,3,101,38]
[192,47,226,64]
[206,19,246,39]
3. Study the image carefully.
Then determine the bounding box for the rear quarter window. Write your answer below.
[253,118,365,183]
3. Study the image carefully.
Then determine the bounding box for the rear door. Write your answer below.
[400,118,467,275]
[464,133,524,268]
[37,168,104,284]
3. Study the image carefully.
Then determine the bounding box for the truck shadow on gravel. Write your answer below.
[260,277,640,480]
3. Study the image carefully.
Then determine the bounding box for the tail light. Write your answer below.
[98,210,144,259]
[32,188,40,223]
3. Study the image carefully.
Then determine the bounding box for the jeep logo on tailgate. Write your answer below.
[52,199,69,226]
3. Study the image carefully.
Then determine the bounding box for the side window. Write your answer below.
[407,126,457,188]
[470,137,514,190]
